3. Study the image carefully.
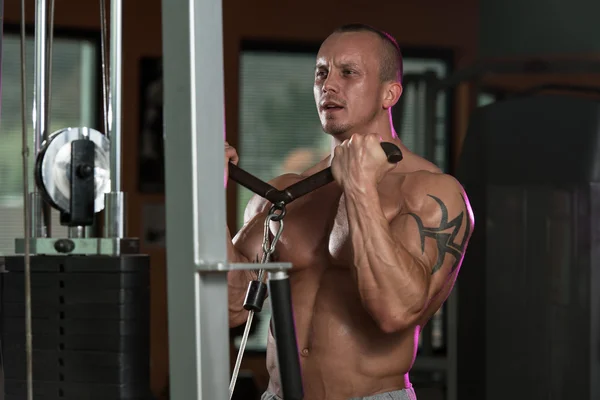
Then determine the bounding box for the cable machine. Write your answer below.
[2,0,151,399]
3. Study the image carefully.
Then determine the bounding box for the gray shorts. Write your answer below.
[261,386,417,400]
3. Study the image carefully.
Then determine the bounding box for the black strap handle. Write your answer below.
[229,142,403,205]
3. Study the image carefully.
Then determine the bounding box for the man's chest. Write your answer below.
[271,189,404,270]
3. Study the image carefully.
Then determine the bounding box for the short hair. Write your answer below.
[333,23,403,84]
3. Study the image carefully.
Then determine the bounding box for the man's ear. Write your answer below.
[382,82,403,110]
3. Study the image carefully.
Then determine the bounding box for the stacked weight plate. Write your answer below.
[1,254,151,399]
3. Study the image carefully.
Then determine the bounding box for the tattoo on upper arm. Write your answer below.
[409,194,471,274]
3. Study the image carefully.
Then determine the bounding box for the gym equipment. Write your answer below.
[456,93,600,400]
[2,0,151,399]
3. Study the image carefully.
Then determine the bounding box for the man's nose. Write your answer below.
[323,73,340,93]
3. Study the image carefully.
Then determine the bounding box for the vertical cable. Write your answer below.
[19,1,33,399]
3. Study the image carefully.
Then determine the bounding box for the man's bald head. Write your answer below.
[332,23,403,84]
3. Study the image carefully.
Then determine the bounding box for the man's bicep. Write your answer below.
[392,185,473,277]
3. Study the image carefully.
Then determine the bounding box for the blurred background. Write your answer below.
[2,0,600,399]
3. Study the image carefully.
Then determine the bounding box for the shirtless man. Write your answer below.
[225,24,474,400]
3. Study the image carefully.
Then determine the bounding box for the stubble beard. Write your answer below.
[321,115,352,137]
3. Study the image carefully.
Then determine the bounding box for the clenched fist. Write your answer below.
[331,133,398,192]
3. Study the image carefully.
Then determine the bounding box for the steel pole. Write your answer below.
[162,0,229,397]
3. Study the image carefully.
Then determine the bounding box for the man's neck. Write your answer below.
[331,114,398,145]
[329,119,399,157]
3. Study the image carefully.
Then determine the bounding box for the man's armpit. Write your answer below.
[408,193,472,275]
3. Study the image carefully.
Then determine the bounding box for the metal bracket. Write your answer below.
[196,262,293,272]
[14,237,140,256]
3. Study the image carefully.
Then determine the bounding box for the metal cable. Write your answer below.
[229,310,255,399]
[230,214,284,399]
[19,0,33,399]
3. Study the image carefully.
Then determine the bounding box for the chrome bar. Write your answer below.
[104,0,125,238]
[109,0,122,190]
[104,191,125,238]
[29,192,46,237]
[68,226,86,238]
[32,0,48,238]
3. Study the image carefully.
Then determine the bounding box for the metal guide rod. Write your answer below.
[33,0,46,159]
[104,0,124,238]
[41,0,55,237]
[162,0,229,398]
[100,0,109,137]
[108,0,122,189]
[44,0,55,135]
[31,0,48,238]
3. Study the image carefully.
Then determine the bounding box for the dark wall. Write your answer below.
[480,0,600,58]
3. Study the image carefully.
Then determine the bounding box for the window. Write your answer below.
[477,91,498,107]
[393,59,451,172]
[234,43,453,353]
[0,32,98,255]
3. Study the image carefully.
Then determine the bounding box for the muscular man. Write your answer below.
[226,24,474,400]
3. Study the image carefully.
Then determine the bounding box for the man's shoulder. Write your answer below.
[405,170,463,196]
[401,171,472,226]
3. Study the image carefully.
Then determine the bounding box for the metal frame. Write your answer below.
[161,0,230,398]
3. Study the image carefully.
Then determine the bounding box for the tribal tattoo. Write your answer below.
[409,194,471,274]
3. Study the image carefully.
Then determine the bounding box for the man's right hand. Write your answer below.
[225,141,239,188]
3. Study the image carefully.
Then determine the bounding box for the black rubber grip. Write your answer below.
[380,141,403,163]
[268,275,304,400]
[228,163,279,200]
[228,142,403,206]
[243,280,268,312]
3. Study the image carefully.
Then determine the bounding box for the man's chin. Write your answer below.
[322,124,350,137]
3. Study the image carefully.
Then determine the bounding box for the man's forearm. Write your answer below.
[344,185,428,333]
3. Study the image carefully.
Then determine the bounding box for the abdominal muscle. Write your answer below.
[264,266,419,400]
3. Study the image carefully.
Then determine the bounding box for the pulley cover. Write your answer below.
[35,127,111,215]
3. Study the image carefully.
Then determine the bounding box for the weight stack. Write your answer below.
[1,254,151,400]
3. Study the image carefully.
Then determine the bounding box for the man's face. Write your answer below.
[313,31,385,138]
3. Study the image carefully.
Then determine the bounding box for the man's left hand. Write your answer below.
[331,133,398,192]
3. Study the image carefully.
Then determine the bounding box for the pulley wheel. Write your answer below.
[35,127,111,215]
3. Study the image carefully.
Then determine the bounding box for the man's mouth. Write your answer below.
[321,102,344,112]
